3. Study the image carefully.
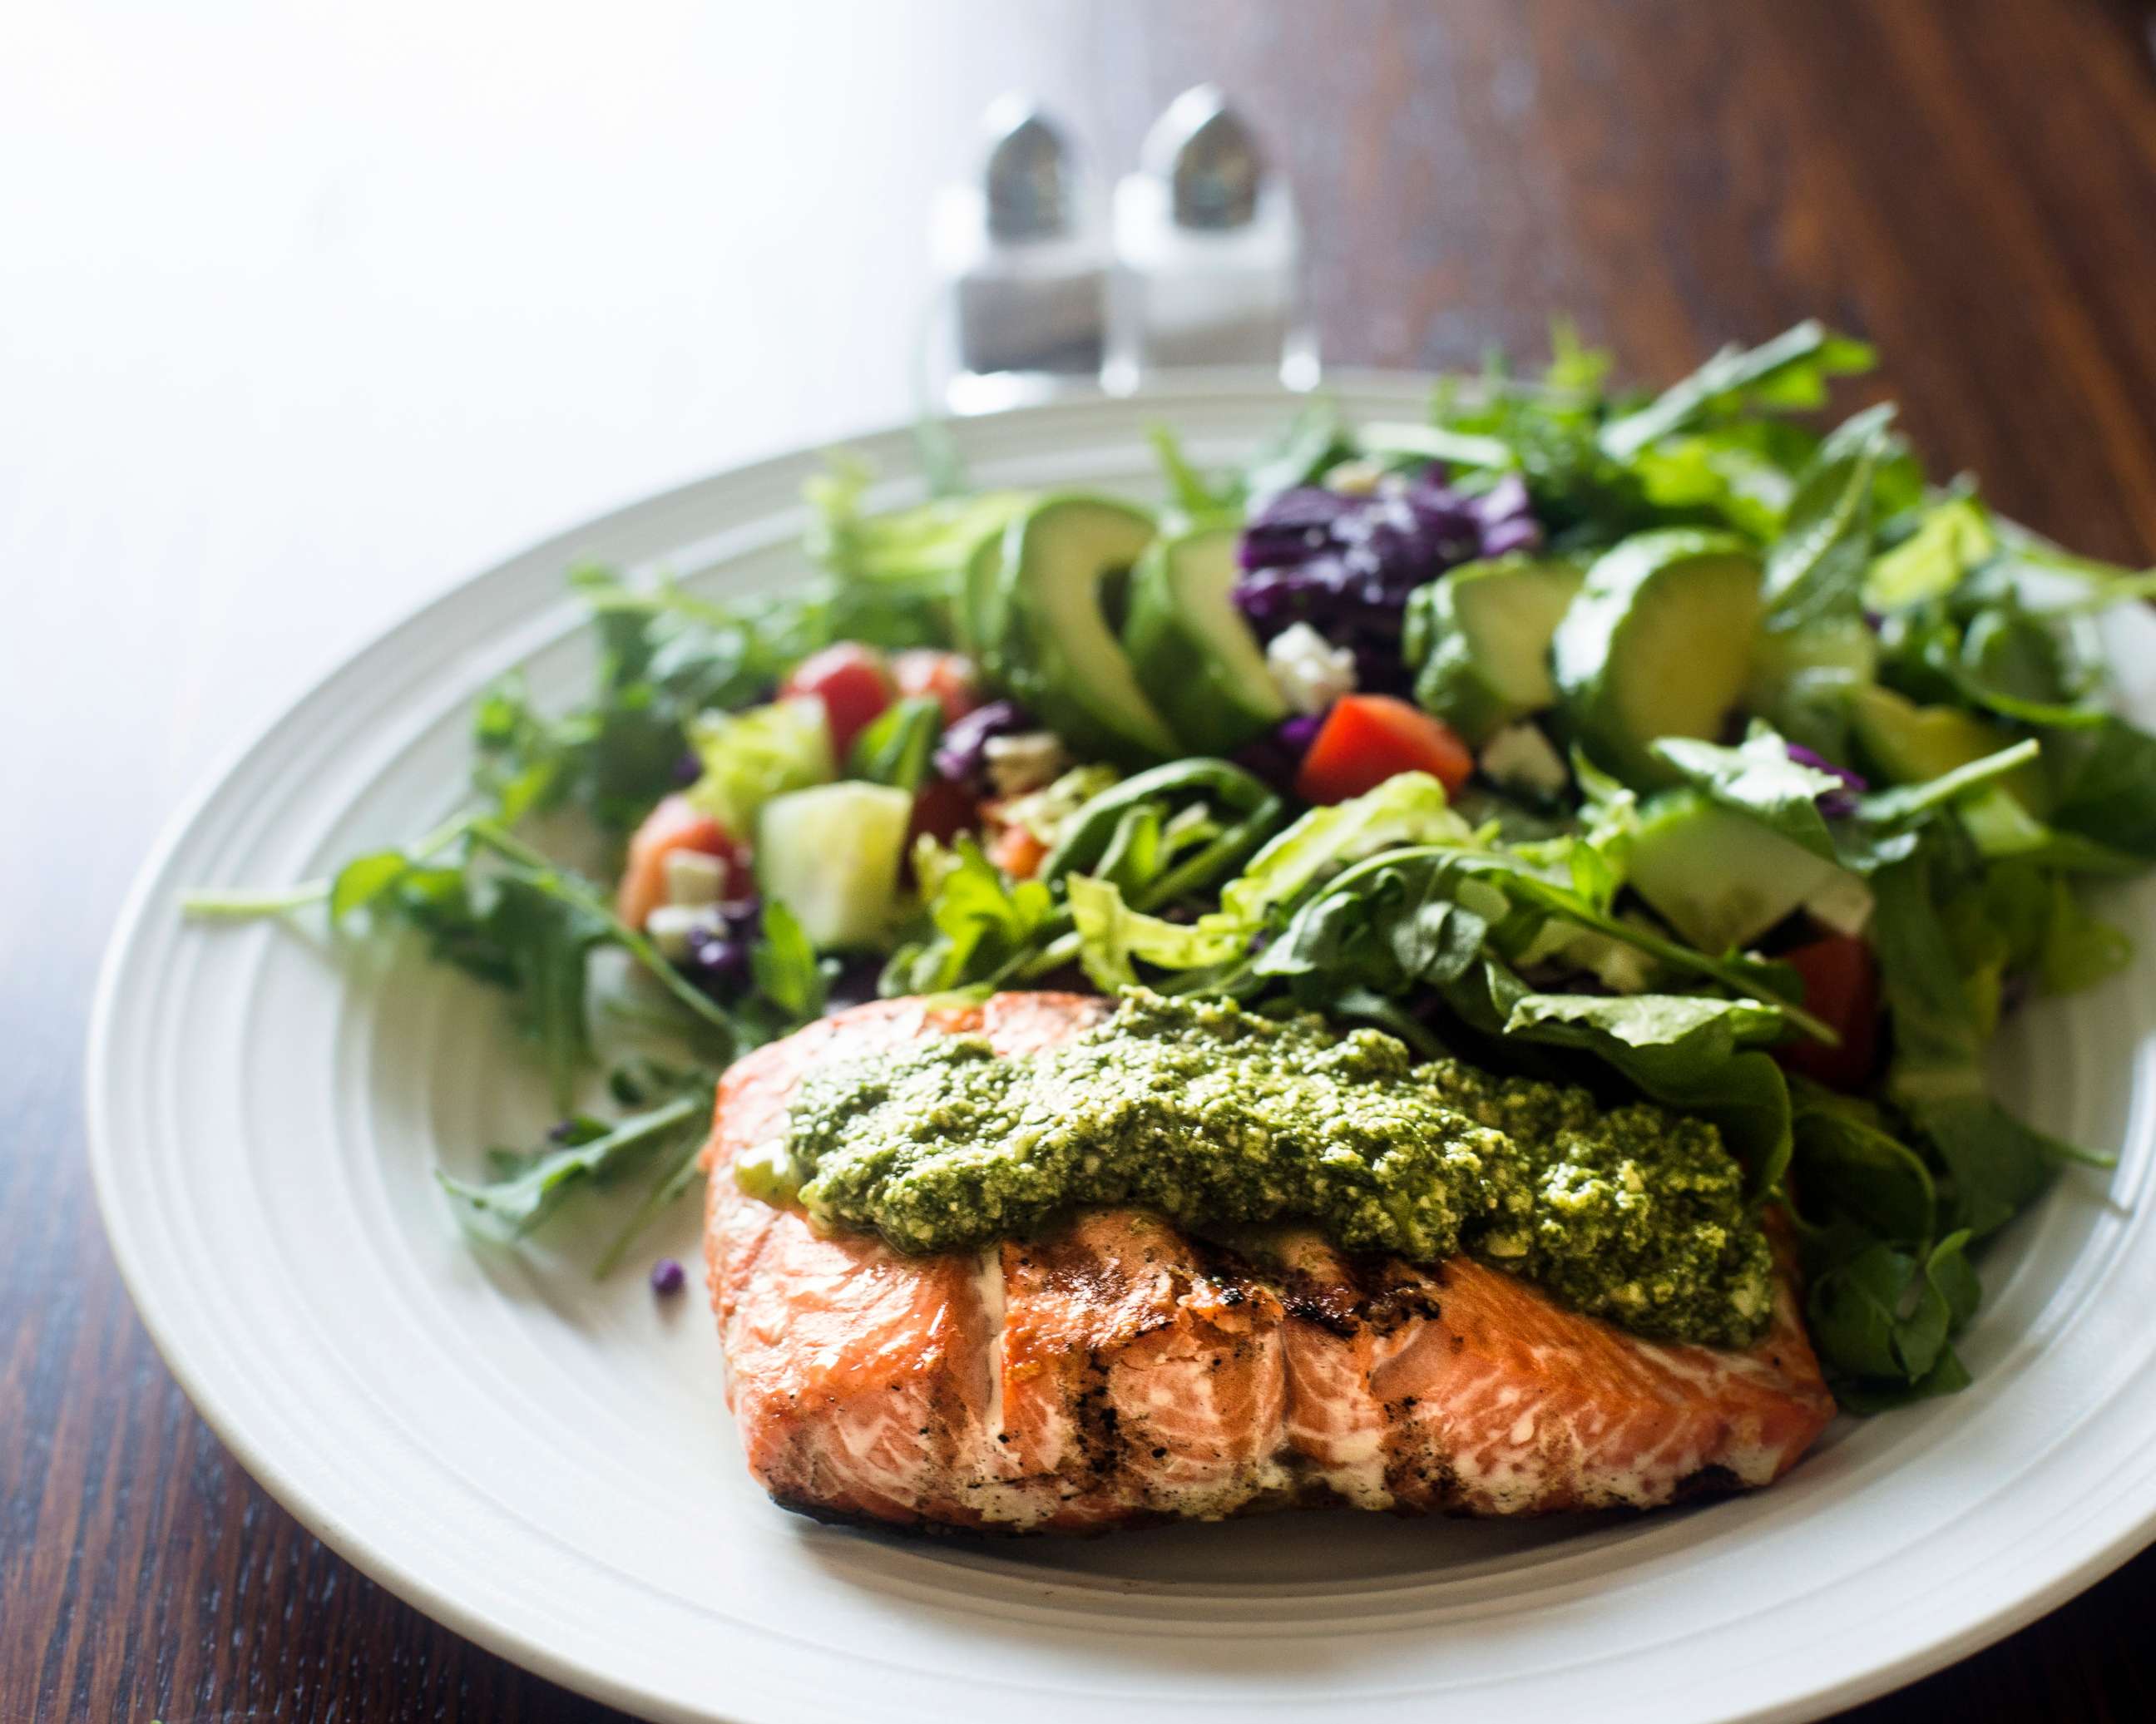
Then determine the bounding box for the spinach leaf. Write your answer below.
[1869,852,2089,1238]
[1763,404,1896,630]
[848,695,943,793]
[2046,717,2156,862]
[1495,990,1795,1197]
[1807,1231,1977,1389]
[1653,724,1844,862]
[1788,1082,1936,1243]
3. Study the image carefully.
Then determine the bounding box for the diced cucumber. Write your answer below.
[1123,525,1288,754]
[1847,684,2048,812]
[1628,788,1852,954]
[755,782,913,951]
[1407,555,1584,745]
[1551,529,1765,786]
[996,495,1175,761]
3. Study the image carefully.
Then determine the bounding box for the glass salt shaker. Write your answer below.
[934,96,1110,413]
[1110,86,1313,388]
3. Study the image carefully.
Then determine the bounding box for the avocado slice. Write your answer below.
[1745,615,1879,706]
[998,495,1175,760]
[1551,529,1765,787]
[960,531,1008,673]
[1847,684,2047,812]
[1407,555,1585,746]
[1121,526,1288,756]
[1629,788,1859,954]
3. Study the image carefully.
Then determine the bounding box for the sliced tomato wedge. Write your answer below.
[1773,932,1881,1093]
[892,649,982,724]
[1293,694,1475,804]
[779,642,896,759]
[615,793,746,929]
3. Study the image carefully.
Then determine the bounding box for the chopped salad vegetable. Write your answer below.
[185,323,2156,1411]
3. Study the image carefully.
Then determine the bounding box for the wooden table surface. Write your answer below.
[7,2,2156,1718]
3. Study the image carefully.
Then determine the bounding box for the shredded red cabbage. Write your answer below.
[1233,467,1540,690]
[1786,742,1868,818]
[932,699,1027,792]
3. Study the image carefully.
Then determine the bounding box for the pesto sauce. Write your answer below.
[760,991,1773,1348]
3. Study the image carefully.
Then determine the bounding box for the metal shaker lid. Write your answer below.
[1142,85,1262,230]
[981,96,1074,242]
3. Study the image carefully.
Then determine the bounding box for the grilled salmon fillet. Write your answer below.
[702,993,1835,1533]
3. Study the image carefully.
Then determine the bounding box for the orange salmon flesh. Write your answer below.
[701,994,1835,1534]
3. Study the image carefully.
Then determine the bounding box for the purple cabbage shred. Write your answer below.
[680,895,763,997]
[1232,465,1541,692]
[1786,743,1868,819]
[932,699,1027,793]
[1233,709,1331,793]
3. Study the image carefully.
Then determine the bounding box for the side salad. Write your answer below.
[189,322,2156,1409]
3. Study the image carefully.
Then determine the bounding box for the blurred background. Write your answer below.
[6,2,2155,1718]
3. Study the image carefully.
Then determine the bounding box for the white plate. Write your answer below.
[89,377,2156,1724]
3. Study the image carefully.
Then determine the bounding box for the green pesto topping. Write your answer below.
[757,990,1773,1347]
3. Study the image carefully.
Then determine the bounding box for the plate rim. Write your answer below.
[84,369,2156,1724]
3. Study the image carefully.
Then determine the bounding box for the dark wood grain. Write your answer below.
[8,2,2156,1719]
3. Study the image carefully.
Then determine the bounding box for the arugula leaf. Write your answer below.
[1041,760,1285,911]
[437,1084,710,1241]
[751,900,828,1020]
[1653,724,1843,862]
[1355,421,1516,473]
[1240,399,1352,501]
[1147,422,1239,521]
[1599,322,1875,462]
[884,837,1057,993]
[1763,403,1896,630]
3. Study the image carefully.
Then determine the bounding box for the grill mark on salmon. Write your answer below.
[703,994,1835,1533]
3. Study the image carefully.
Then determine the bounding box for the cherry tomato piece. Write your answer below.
[616,794,746,929]
[907,775,979,852]
[1773,932,1881,1093]
[1293,695,1475,804]
[779,643,896,760]
[892,649,982,724]
[988,822,1050,881]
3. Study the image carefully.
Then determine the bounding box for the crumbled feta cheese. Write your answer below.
[983,731,1071,798]
[1264,623,1357,715]
[1322,458,1387,496]
[1477,722,1570,798]
[1802,869,1875,937]
[663,848,729,908]
[645,902,725,961]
